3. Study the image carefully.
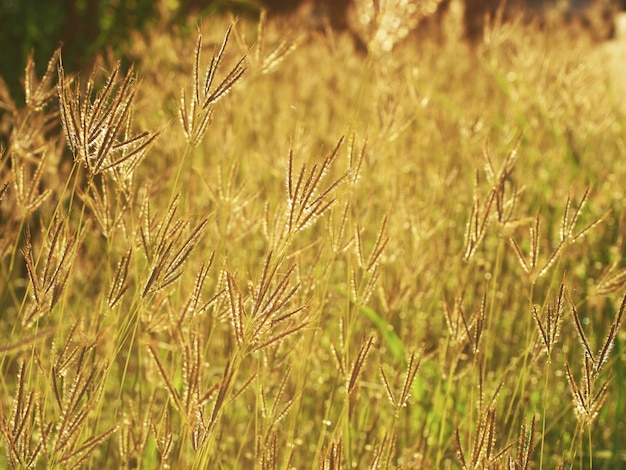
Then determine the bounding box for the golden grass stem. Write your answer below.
[539,360,550,470]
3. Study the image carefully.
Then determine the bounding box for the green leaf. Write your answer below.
[334,285,406,364]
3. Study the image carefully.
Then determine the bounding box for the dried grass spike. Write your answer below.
[25,47,61,110]
[365,215,389,273]
[225,270,245,347]
[347,335,374,396]
[512,414,536,470]
[593,293,626,376]
[147,344,183,414]
[107,248,132,308]
[509,236,530,275]
[570,301,595,363]
[379,365,396,407]
[398,350,421,407]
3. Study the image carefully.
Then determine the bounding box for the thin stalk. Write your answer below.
[434,334,455,468]
[539,360,550,469]
[504,282,535,434]
[482,234,506,373]
[168,142,192,208]
[581,425,593,470]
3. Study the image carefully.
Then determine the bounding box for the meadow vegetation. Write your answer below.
[1,5,625,469]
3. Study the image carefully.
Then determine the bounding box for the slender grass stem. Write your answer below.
[539,360,550,469]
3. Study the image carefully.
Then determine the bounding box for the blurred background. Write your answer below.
[0,0,624,98]
[0,0,264,97]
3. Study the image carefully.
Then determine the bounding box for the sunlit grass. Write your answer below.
[1,7,625,469]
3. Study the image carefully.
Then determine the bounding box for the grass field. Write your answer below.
[1,6,625,469]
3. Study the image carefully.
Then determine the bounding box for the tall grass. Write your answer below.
[1,7,625,469]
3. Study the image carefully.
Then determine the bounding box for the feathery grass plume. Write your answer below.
[0,49,60,243]
[564,356,609,428]
[365,214,389,273]
[257,367,295,459]
[320,438,343,470]
[443,289,469,344]
[595,265,626,296]
[225,268,245,348]
[593,216,626,295]
[565,294,625,428]
[205,161,259,242]
[483,135,522,226]
[455,367,509,468]
[368,430,394,469]
[535,189,604,278]
[40,324,118,467]
[49,319,80,393]
[462,171,495,263]
[24,48,62,112]
[180,331,203,417]
[509,189,603,281]
[57,57,159,179]
[353,221,364,268]
[375,86,416,143]
[2,6,626,467]
[257,431,278,470]
[2,48,60,159]
[11,147,53,216]
[200,358,236,450]
[593,294,626,375]
[455,406,509,469]
[470,290,486,356]
[80,173,131,239]
[347,334,375,397]
[349,216,387,307]
[249,256,307,350]
[508,212,540,278]
[454,408,492,470]
[380,349,421,413]
[559,187,603,243]
[152,405,174,467]
[442,288,485,361]
[279,137,350,247]
[0,180,8,203]
[20,216,78,327]
[571,293,626,377]
[118,392,157,467]
[0,361,43,468]
[148,332,226,455]
[146,344,186,418]
[570,301,597,371]
[532,283,565,361]
[357,265,380,306]
[346,136,366,189]
[233,9,301,76]
[179,26,246,147]
[328,201,352,255]
[0,76,17,114]
[475,359,507,422]
[148,331,206,420]
[177,255,222,327]
[107,247,132,308]
[224,252,309,352]
[228,370,257,404]
[139,193,208,297]
[508,414,536,469]
[54,403,118,468]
